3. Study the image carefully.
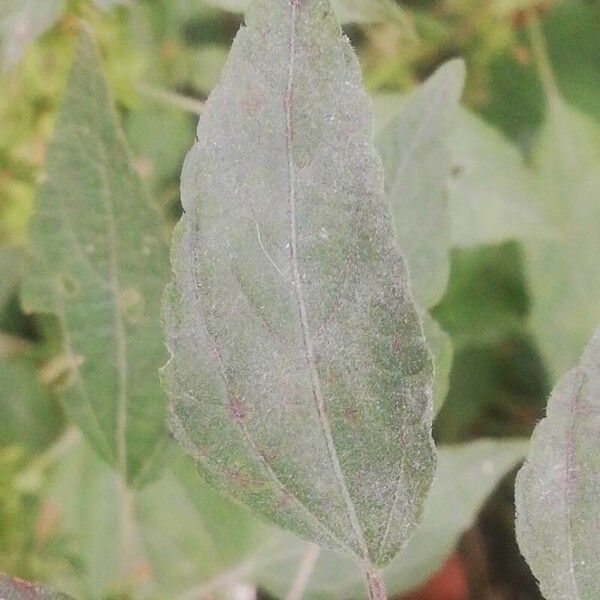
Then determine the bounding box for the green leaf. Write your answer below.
[44,438,127,598]
[525,98,600,380]
[0,576,72,600]
[259,439,527,599]
[449,110,549,249]
[163,0,435,570]
[21,27,170,488]
[378,60,465,309]
[0,355,62,455]
[137,455,270,596]
[0,0,64,70]
[515,327,600,600]
[45,439,267,598]
[375,61,465,413]
[421,312,453,415]
[374,95,548,252]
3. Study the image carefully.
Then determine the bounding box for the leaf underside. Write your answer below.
[515,327,600,600]
[0,575,72,600]
[21,28,169,488]
[163,0,435,568]
[259,438,527,600]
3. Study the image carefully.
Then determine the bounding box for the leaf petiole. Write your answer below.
[364,567,387,600]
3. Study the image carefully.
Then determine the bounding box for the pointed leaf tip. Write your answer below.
[163,0,435,569]
[21,25,170,487]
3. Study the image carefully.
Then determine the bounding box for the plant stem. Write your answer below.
[285,543,321,600]
[364,566,387,600]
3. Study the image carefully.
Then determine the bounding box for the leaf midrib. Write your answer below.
[283,0,370,564]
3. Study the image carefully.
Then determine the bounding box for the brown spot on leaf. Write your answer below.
[344,406,359,425]
[273,489,293,512]
[228,398,247,423]
[224,467,256,490]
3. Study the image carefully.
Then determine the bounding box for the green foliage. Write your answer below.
[21,28,170,488]
[259,439,527,599]
[0,355,62,456]
[516,327,600,600]
[1,0,598,598]
[525,94,600,381]
[163,0,435,571]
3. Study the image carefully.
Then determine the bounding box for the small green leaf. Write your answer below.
[164,0,435,570]
[0,0,64,70]
[421,312,453,415]
[0,576,72,600]
[258,439,527,599]
[515,327,600,600]
[378,59,465,309]
[21,27,170,488]
[44,439,126,598]
[374,94,548,252]
[525,98,600,380]
[375,61,465,412]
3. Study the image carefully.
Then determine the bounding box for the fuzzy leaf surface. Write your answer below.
[515,327,600,600]
[0,576,72,600]
[163,0,434,568]
[21,28,169,487]
[258,439,527,599]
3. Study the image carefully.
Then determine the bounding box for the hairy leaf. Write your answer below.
[0,0,64,70]
[515,327,600,600]
[163,0,435,569]
[0,576,72,600]
[378,60,464,309]
[258,439,527,599]
[21,28,169,488]
[525,97,600,379]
